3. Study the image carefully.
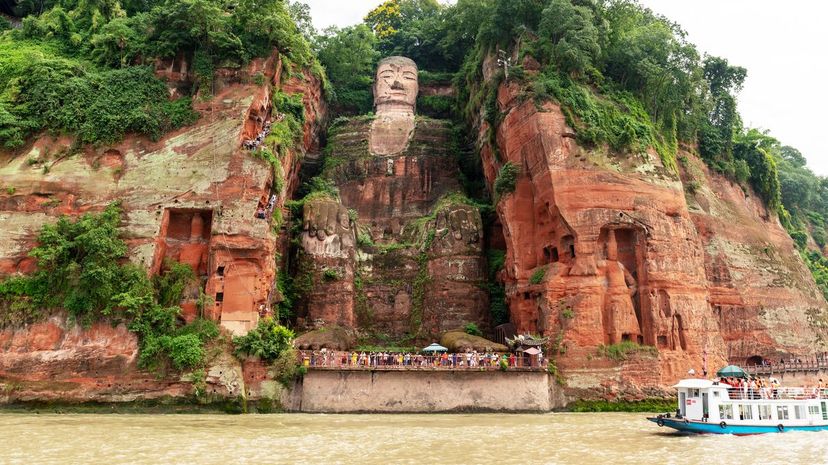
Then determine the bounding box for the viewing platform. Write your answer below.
[741,361,828,376]
[297,350,549,372]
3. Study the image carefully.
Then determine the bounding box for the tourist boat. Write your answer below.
[647,379,828,434]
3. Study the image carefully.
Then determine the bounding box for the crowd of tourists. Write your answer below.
[297,349,546,370]
[242,119,273,150]
[722,376,828,400]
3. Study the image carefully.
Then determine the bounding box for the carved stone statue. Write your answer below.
[301,198,355,258]
[373,56,419,116]
[602,229,642,344]
[370,56,418,156]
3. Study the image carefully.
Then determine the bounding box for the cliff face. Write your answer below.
[477,79,827,396]
[0,53,326,403]
[682,153,827,357]
[2,50,827,405]
[296,116,489,338]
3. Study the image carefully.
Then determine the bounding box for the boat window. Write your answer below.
[713,391,720,397]
[795,406,806,419]
[809,405,821,417]
[739,404,753,420]
[719,404,734,420]
[690,388,699,398]
[822,402,828,421]
[777,405,790,420]
[758,405,772,420]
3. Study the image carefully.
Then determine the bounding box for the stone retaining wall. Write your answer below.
[288,369,563,413]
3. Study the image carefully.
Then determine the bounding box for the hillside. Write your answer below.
[1,0,827,405]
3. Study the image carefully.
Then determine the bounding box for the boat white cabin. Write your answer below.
[649,378,828,434]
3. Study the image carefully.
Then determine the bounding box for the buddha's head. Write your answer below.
[374,56,418,115]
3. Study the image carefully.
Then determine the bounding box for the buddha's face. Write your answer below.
[374,58,418,114]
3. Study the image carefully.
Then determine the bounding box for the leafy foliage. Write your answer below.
[486,249,508,326]
[0,0,317,147]
[0,204,218,371]
[597,341,657,361]
[464,322,482,336]
[315,24,379,115]
[493,162,518,197]
[233,316,295,362]
[529,266,547,285]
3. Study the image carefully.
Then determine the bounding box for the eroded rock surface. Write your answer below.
[0,54,326,403]
[477,80,828,396]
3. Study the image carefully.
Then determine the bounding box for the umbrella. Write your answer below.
[422,343,448,353]
[524,347,541,355]
[716,365,749,379]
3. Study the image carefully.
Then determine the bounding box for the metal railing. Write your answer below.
[726,387,828,400]
[740,361,828,375]
[297,350,548,371]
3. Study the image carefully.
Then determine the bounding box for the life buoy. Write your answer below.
[719,421,727,429]
[777,424,785,432]
[657,418,665,427]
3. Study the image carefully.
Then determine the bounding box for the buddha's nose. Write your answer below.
[391,80,405,90]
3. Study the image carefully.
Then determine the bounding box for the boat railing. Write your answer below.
[726,387,828,400]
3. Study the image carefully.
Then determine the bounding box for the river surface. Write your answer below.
[1,412,827,465]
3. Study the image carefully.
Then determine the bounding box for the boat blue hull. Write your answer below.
[647,417,828,435]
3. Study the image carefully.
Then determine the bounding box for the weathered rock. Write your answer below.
[440,331,508,353]
[476,78,828,397]
[0,315,243,403]
[0,54,326,403]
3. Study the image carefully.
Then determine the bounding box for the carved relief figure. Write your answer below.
[301,198,355,258]
[370,56,418,155]
[602,229,642,344]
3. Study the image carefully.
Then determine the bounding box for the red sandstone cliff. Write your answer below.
[0,52,326,404]
[3,47,827,406]
[475,75,828,398]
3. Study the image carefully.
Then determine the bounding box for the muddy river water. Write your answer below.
[1,412,826,464]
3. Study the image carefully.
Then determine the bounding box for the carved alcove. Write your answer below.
[154,208,213,277]
[153,208,214,322]
[597,224,650,345]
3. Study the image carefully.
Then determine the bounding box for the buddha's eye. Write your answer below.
[403,72,416,81]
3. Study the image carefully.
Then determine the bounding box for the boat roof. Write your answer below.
[673,379,731,389]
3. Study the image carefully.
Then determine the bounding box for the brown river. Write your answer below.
[1,412,827,465]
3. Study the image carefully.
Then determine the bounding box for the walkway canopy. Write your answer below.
[716,365,748,379]
[422,343,448,353]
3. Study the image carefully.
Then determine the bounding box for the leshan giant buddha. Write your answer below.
[295,56,490,339]
[370,56,419,156]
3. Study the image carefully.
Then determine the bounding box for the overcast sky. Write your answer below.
[304,0,828,176]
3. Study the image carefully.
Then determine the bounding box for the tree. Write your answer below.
[364,0,403,39]
[538,0,601,77]
[700,55,747,164]
[287,1,316,42]
[316,25,379,115]
[780,145,807,168]
[733,128,783,212]
[89,14,149,67]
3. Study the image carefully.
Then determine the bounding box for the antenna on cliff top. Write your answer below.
[497,49,511,80]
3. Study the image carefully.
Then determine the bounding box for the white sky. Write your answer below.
[304,0,828,176]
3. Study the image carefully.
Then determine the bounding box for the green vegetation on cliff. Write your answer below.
[0,204,218,372]
[315,0,828,303]
[0,0,318,148]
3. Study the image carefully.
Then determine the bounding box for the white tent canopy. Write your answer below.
[422,343,448,353]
